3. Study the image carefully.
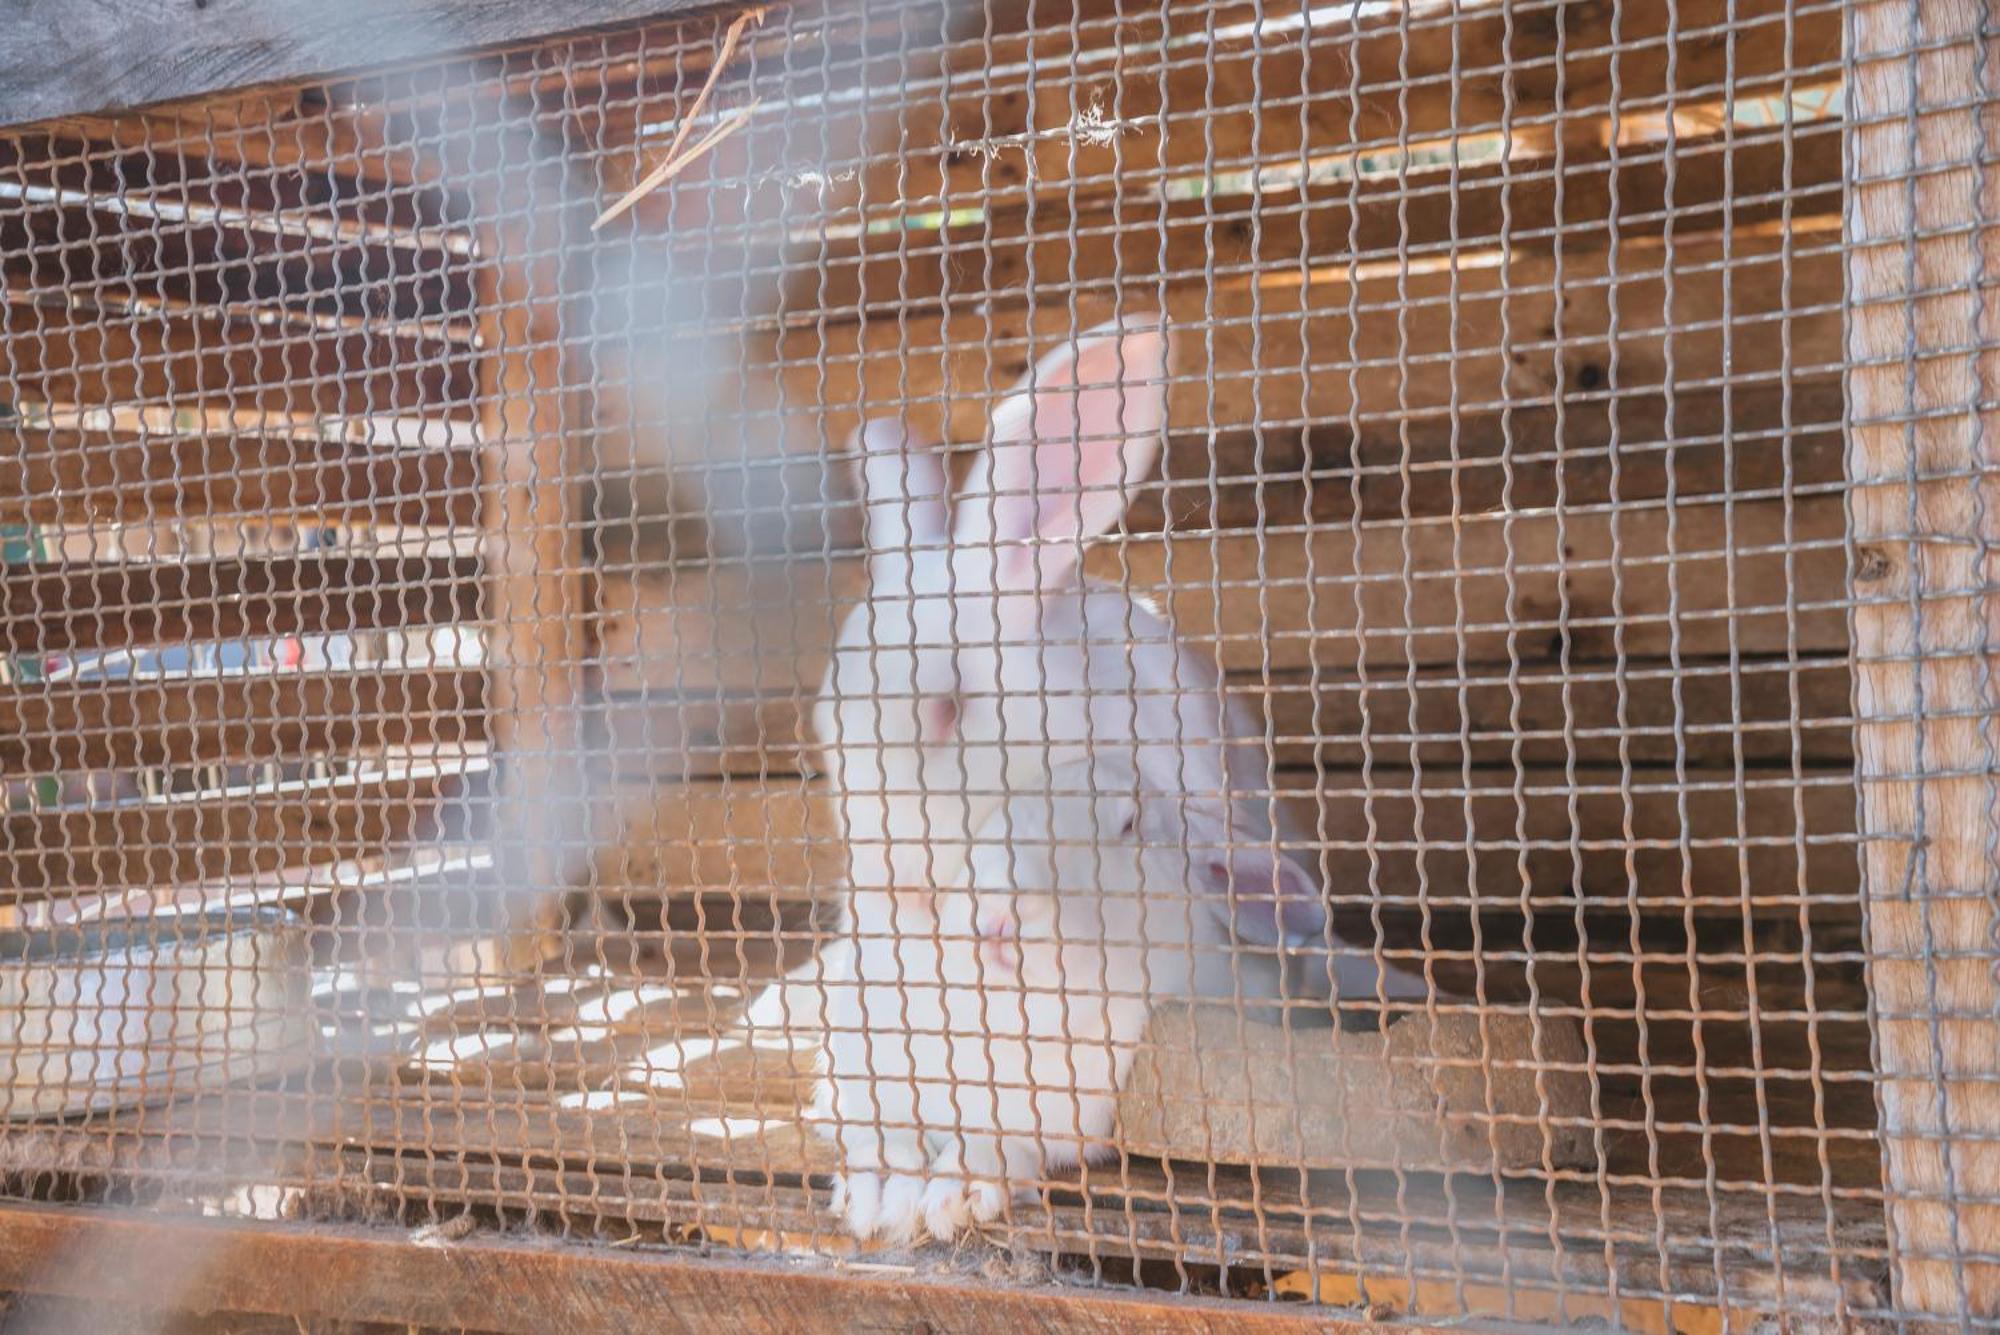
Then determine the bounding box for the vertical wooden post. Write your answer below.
[470,115,587,974]
[1847,0,2000,1316]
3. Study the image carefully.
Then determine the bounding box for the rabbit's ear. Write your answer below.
[1183,807,1330,948]
[954,318,1168,591]
[854,417,948,552]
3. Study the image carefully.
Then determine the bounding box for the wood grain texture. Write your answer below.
[0,668,486,772]
[1,554,481,655]
[470,109,592,969]
[0,1202,1423,1334]
[0,752,483,895]
[6,428,480,529]
[593,764,1858,920]
[1846,0,2000,1316]
[0,0,716,127]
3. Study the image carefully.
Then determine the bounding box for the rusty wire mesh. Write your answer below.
[0,0,1993,1328]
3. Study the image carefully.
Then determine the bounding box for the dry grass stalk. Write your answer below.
[592,6,766,230]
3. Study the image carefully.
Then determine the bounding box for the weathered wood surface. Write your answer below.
[591,654,1856,781]
[597,492,1847,693]
[0,751,485,895]
[611,0,1843,236]
[0,1202,1457,1334]
[0,291,477,418]
[740,235,1848,476]
[1,554,481,655]
[470,109,593,970]
[719,120,1846,319]
[0,0,717,127]
[6,426,480,529]
[592,762,1858,919]
[1846,0,2000,1316]
[0,669,487,772]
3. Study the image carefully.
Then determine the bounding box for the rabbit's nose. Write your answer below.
[976,916,1021,975]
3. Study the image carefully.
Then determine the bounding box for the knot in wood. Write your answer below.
[1854,544,1897,584]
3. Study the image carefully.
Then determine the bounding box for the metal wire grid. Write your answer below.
[0,0,1988,1326]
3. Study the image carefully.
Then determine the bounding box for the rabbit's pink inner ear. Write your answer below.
[978,325,1169,589]
[856,418,949,551]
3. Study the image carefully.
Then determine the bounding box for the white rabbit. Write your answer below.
[811,316,1427,998]
[814,754,1319,1244]
[800,316,1431,1242]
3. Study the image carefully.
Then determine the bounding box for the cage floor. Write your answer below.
[0,929,1890,1321]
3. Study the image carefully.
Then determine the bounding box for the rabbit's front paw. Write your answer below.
[869,1171,929,1245]
[920,1174,1007,1241]
[832,1169,884,1238]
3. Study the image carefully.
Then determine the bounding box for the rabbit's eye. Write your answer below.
[918,694,961,741]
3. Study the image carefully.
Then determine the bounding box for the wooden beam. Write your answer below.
[6,426,480,529]
[803,0,1848,223]
[0,1202,1409,1334]
[720,119,1846,320]
[1846,0,2000,1316]
[758,232,1848,466]
[0,750,484,895]
[595,764,1857,920]
[470,108,590,970]
[593,654,1857,782]
[3,844,495,929]
[0,293,479,418]
[0,0,719,128]
[0,668,486,772]
[2,553,481,655]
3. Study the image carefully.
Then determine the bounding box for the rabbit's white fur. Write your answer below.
[813,318,1368,962]
[815,756,1261,1243]
[803,317,1429,1242]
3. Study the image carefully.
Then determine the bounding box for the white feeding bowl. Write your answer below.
[0,908,317,1120]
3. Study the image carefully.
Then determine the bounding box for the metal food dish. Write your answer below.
[0,908,315,1120]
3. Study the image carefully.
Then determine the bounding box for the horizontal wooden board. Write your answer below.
[738,234,1848,479]
[596,489,1848,698]
[0,294,479,419]
[722,119,1846,319]
[621,0,1843,236]
[592,655,1857,782]
[594,759,1858,918]
[6,428,480,528]
[0,752,486,895]
[0,669,487,773]
[3,554,482,655]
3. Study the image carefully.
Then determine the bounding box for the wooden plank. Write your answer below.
[749,119,1846,319]
[0,1203,1416,1334]
[469,117,592,971]
[760,234,1849,469]
[620,0,1843,234]
[3,844,495,929]
[0,750,485,895]
[897,0,1848,207]
[597,491,1847,698]
[5,426,481,529]
[0,668,486,772]
[0,0,721,126]
[1102,491,1848,675]
[1846,0,2000,1317]
[2,553,481,655]
[0,292,479,418]
[595,763,1857,918]
[596,781,844,904]
[593,655,1857,781]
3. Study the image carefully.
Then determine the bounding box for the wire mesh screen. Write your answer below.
[1,0,1994,1327]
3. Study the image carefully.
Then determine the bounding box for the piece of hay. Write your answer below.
[593,7,766,230]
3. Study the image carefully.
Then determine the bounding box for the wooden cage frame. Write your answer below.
[2,0,1997,1327]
